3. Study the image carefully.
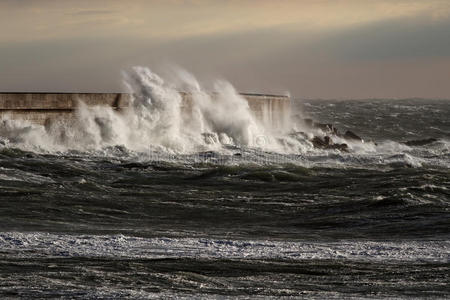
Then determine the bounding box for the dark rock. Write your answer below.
[311,136,327,148]
[298,118,365,151]
[331,143,349,152]
[311,135,348,152]
[344,130,363,142]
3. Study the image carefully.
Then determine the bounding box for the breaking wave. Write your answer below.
[0,67,448,169]
[0,67,289,153]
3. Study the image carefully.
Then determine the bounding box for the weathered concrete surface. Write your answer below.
[0,93,130,110]
[0,93,290,128]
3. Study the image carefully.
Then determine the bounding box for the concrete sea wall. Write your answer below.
[0,93,290,128]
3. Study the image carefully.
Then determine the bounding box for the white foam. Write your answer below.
[0,67,448,169]
[1,232,448,263]
[0,67,304,154]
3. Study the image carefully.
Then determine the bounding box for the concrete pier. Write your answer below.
[0,92,290,128]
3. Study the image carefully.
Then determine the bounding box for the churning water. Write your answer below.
[0,68,449,298]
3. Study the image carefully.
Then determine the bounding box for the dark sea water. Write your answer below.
[0,98,449,299]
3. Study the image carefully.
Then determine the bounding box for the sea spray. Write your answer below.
[0,67,303,154]
[0,67,444,169]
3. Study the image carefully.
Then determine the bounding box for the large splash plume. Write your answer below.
[0,67,304,154]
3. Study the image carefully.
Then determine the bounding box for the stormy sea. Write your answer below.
[0,68,449,299]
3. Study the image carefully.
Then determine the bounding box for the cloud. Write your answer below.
[314,15,450,61]
[69,9,116,16]
[2,0,449,43]
[1,0,450,98]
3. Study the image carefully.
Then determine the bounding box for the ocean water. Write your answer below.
[0,68,449,298]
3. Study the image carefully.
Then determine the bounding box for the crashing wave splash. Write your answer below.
[0,67,447,168]
[0,67,295,153]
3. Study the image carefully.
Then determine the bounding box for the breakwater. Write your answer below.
[0,92,290,128]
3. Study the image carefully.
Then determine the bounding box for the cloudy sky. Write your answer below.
[1,0,449,98]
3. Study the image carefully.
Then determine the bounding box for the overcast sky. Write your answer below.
[1,0,449,99]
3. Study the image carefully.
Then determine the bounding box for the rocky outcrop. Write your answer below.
[311,135,349,152]
[343,130,363,142]
[296,118,367,152]
[297,118,439,151]
[0,93,290,128]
